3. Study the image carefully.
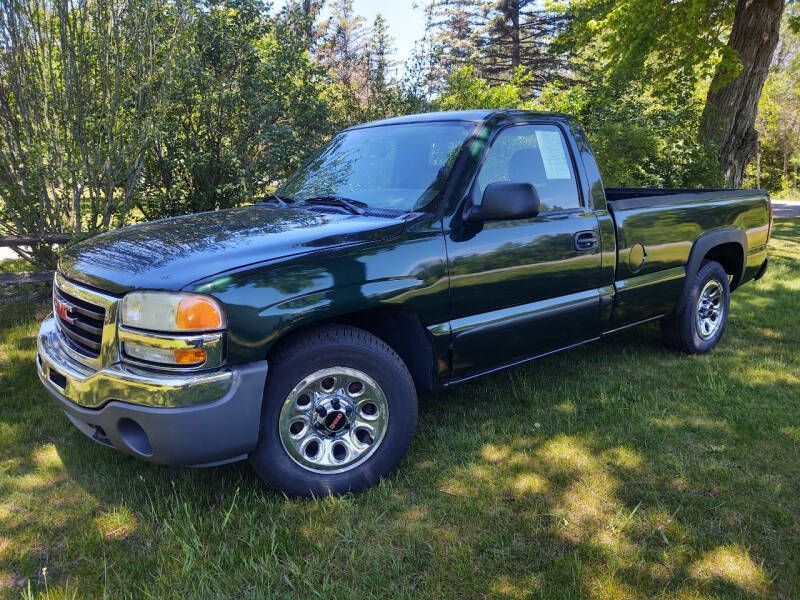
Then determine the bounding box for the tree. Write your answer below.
[313,2,420,125]
[280,0,325,49]
[317,0,367,90]
[554,0,742,101]
[755,71,800,189]
[367,13,394,92]
[751,5,800,191]
[473,0,566,90]
[0,0,340,255]
[419,0,567,95]
[535,79,722,188]
[137,0,334,220]
[363,13,399,118]
[0,0,189,265]
[421,0,483,93]
[435,64,533,110]
[555,0,788,186]
[702,0,785,186]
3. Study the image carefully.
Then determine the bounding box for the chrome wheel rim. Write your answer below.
[695,279,725,340]
[278,367,389,474]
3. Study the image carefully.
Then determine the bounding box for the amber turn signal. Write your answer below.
[173,348,207,365]
[176,297,223,330]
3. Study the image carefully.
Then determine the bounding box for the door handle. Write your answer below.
[574,230,598,252]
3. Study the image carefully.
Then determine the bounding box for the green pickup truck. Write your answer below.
[37,110,772,496]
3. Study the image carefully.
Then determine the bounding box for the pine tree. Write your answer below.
[301,0,325,43]
[421,0,483,93]
[420,0,564,95]
[367,13,395,92]
[365,13,399,117]
[474,0,566,90]
[318,0,368,89]
[280,0,326,48]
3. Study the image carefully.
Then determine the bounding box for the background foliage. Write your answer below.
[0,0,798,266]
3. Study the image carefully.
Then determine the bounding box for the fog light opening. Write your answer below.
[48,368,67,390]
[117,418,153,457]
[90,424,113,447]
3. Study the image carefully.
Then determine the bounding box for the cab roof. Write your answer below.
[346,109,572,130]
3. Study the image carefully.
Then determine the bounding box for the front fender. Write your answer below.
[186,221,450,364]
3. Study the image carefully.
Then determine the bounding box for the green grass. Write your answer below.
[0,259,34,275]
[0,259,50,307]
[1,222,799,600]
[773,190,800,203]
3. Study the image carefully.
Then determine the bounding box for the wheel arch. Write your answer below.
[265,306,436,395]
[673,228,746,315]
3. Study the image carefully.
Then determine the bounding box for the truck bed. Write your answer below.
[605,187,768,210]
[604,187,770,329]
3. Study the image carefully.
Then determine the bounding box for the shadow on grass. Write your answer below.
[1,221,798,599]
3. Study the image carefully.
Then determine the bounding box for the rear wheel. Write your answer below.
[661,260,730,354]
[249,325,417,496]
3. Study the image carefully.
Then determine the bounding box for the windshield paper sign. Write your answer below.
[535,129,572,180]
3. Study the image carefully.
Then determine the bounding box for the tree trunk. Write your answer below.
[702,0,784,187]
[511,1,521,69]
[756,149,761,188]
[795,130,800,191]
[303,0,314,42]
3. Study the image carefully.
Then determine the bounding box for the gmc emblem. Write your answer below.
[54,296,77,325]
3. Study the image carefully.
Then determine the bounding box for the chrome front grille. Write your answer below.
[54,285,105,357]
[53,272,120,369]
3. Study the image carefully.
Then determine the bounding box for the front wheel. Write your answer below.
[661,260,731,354]
[249,325,417,497]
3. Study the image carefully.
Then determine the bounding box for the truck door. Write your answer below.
[446,122,607,378]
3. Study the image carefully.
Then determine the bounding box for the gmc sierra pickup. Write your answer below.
[36,110,772,496]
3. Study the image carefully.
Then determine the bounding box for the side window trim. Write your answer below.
[470,121,586,214]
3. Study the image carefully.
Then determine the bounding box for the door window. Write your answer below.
[476,124,581,212]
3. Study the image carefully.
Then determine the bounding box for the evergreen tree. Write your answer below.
[318,0,367,89]
[364,13,403,118]
[474,1,566,90]
[420,0,565,94]
[421,0,483,93]
[367,13,395,92]
[280,0,326,50]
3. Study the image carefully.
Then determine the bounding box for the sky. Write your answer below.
[340,0,427,66]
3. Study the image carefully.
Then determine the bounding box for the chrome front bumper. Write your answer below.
[37,314,232,408]
[37,314,268,465]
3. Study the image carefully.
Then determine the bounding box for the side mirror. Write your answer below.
[466,182,541,222]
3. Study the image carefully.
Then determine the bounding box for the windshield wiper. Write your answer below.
[260,193,294,207]
[298,195,367,215]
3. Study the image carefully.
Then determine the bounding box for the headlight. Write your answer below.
[120,292,226,332]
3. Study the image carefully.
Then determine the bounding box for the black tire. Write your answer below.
[249,324,417,497]
[660,260,730,354]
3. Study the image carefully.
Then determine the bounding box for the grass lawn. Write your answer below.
[0,261,32,275]
[1,221,798,600]
[774,191,800,203]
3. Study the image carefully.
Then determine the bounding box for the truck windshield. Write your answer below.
[278,121,477,212]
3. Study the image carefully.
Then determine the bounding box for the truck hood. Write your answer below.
[58,205,407,294]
